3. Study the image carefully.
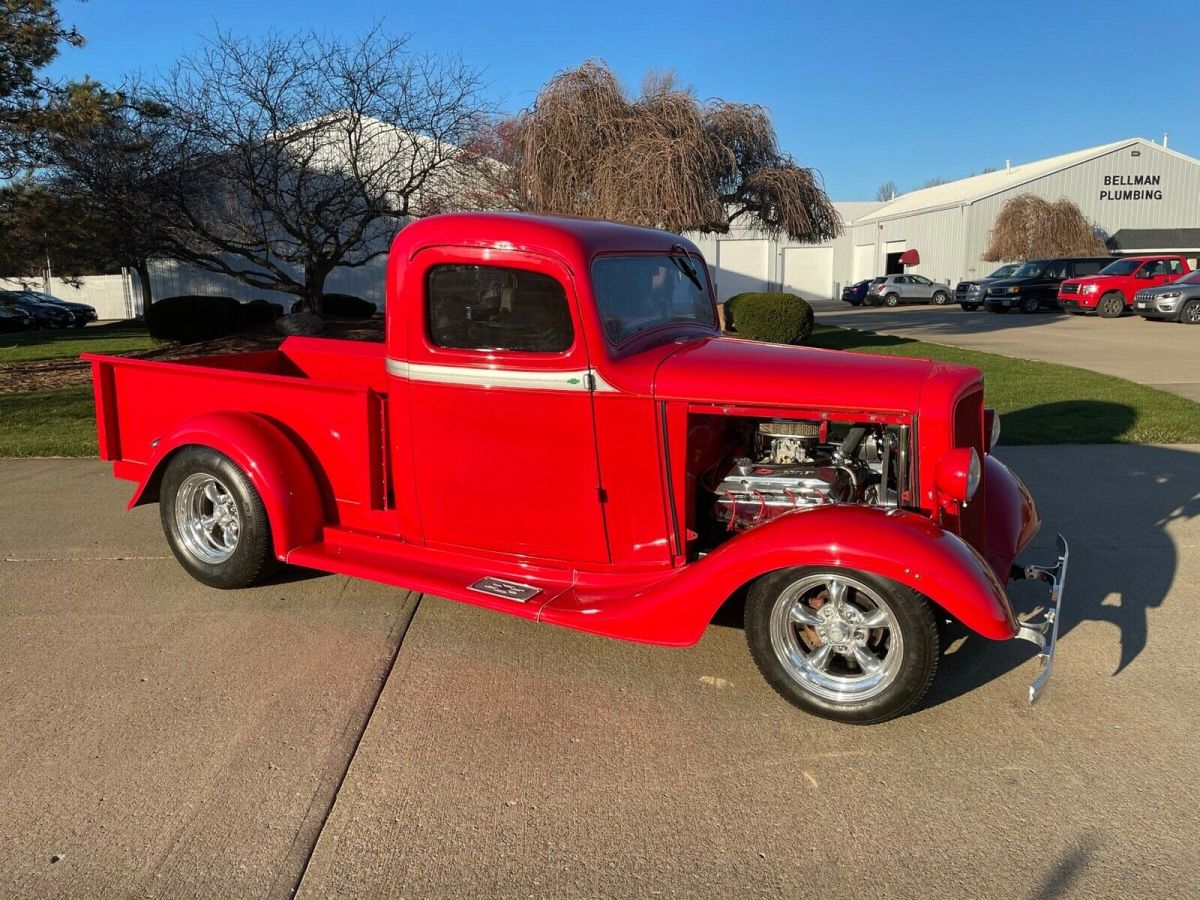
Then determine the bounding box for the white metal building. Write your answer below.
[693,137,1200,302]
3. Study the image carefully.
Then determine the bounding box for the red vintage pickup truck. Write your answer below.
[1058,255,1192,317]
[85,213,1066,724]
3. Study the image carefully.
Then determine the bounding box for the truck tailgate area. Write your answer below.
[84,337,395,534]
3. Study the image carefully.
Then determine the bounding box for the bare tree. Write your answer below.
[983,194,1107,262]
[139,27,490,313]
[513,62,840,242]
[874,181,898,202]
[916,177,949,189]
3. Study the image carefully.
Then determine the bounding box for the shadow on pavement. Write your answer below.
[930,401,1200,706]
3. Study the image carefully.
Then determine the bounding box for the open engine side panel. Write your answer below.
[685,409,916,556]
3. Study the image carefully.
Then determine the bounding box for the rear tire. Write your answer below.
[745,567,939,724]
[159,446,278,589]
[1097,292,1125,318]
[932,291,949,305]
[883,293,900,307]
[1181,300,1200,325]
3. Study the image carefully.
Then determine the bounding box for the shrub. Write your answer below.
[236,298,284,328]
[145,295,242,342]
[290,294,377,318]
[322,293,377,318]
[726,292,814,344]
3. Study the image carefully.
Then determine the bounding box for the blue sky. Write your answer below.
[45,0,1200,199]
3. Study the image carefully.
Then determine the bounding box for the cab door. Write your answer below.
[399,247,610,564]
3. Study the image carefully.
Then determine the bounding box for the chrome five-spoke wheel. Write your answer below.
[174,473,241,563]
[746,567,939,724]
[768,573,903,703]
[160,446,277,589]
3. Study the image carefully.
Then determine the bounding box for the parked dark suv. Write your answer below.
[985,257,1111,313]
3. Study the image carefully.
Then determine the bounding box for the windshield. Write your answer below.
[1098,259,1140,276]
[990,265,1019,278]
[591,253,716,345]
[1011,261,1046,278]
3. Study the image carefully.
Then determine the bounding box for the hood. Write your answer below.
[652,336,975,414]
[1136,281,1199,296]
[988,276,1038,290]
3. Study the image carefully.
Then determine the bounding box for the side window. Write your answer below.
[1073,261,1104,276]
[911,275,931,285]
[1167,259,1184,275]
[1138,261,1161,277]
[427,264,573,353]
[1044,261,1069,280]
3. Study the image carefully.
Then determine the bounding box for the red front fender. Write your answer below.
[127,411,325,559]
[540,505,1018,646]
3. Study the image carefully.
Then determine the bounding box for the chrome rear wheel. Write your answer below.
[174,473,241,564]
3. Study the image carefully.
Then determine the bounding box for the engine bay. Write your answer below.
[689,414,912,547]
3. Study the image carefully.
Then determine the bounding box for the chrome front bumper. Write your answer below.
[1012,534,1068,704]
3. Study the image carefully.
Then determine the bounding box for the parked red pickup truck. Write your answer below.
[1058,255,1191,317]
[85,213,1066,724]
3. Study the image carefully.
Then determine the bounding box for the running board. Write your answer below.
[286,530,570,620]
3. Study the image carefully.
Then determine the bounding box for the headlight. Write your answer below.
[935,448,982,504]
[1006,286,1021,294]
[984,408,1001,452]
[1158,291,1183,300]
[1081,284,1099,294]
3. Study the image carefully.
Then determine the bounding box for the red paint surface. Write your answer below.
[85,212,1043,646]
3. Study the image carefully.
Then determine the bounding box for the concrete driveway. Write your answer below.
[2,451,1198,898]
[810,298,1200,403]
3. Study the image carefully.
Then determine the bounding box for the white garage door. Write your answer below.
[715,239,770,301]
[852,244,875,281]
[782,247,834,303]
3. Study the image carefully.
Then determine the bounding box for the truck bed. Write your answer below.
[84,337,396,535]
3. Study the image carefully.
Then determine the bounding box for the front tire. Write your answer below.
[932,291,949,305]
[745,568,938,724]
[1180,300,1200,324]
[1097,292,1125,318]
[159,446,278,589]
[1019,294,1040,314]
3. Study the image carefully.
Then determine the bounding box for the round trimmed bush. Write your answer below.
[724,292,814,344]
[291,294,377,318]
[236,298,284,328]
[146,295,242,342]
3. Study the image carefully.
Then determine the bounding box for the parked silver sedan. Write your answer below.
[867,274,952,307]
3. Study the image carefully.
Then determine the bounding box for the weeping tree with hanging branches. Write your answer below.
[508,62,840,243]
[983,194,1107,261]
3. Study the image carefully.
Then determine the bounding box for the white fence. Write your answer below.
[0,272,141,320]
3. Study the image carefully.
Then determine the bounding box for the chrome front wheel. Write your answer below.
[767,573,904,703]
[746,567,939,724]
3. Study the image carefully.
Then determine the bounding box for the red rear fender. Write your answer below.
[129,411,325,559]
[541,505,1018,645]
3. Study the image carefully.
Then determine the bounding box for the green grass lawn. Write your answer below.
[808,325,1200,444]
[0,386,97,456]
[0,322,157,364]
[1,326,1198,457]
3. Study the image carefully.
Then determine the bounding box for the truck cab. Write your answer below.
[85,212,1066,724]
[1059,255,1192,318]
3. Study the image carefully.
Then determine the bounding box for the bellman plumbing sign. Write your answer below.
[1100,174,1163,201]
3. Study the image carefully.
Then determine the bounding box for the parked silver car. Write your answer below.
[1133,269,1200,324]
[867,274,951,307]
